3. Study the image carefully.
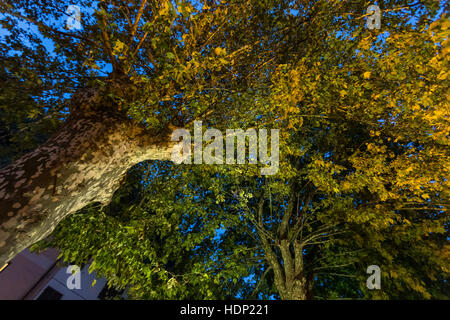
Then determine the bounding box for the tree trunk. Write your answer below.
[281,240,310,300]
[283,277,309,300]
[269,263,310,300]
[264,240,312,300]
[0,111,174,265]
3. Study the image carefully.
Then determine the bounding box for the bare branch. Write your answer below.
[130,0,148,40]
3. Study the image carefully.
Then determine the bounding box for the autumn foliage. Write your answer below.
[0,0,448,299]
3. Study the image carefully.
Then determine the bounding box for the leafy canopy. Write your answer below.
[0,0,448,299]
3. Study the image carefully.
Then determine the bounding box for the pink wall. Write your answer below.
[0,248,59,300]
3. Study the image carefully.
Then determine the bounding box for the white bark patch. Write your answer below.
[14,179,27,189]
[15,171,25,179]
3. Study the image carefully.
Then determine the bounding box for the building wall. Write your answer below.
[32,263,107,300]
[0,248,107,300]
[0,248,59,299]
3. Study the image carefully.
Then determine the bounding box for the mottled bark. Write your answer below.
[0,111,174,265]
[261,244,310,300]
[267,240,310,300]
[257,190,313,300]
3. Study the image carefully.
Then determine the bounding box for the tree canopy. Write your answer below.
[0,0,448,299]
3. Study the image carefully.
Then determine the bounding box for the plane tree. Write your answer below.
[0,1,448,300]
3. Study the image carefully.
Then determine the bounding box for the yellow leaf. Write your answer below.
[214,47,226,56]
[363,71,371,79]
